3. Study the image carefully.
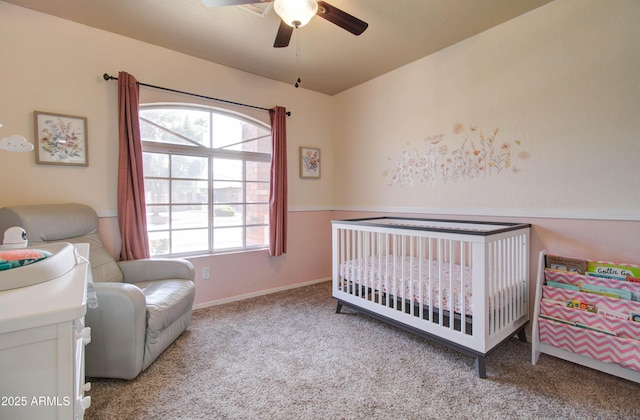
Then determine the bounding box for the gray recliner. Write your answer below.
[0,203,195,380]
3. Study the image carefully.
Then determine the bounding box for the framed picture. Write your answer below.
[34,111,88,166]
[300,146,320,179]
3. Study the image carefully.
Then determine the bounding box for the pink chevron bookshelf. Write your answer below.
[532,251,640,383]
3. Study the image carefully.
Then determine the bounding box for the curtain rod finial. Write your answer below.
[103,73,116,81]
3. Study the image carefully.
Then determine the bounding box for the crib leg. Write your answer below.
[475,356,487,379]
[335,301,343,314]
[516,326,527,343]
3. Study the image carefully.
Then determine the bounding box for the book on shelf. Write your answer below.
[597,306,629,321]
[546,280,580,291]
[539,313,575,326]
[587,261,640,279]
[580,274,640,302]
[580,283,632,300]
[566,299,596,313]
[542,297,565,306]
[545,254,588,274]
[574,323,617,336]
[546,277,638,301]
[586,271,627,281]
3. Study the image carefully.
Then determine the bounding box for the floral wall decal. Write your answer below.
[384,123,530,187]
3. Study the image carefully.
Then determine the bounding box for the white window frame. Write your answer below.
[140,103,272,257]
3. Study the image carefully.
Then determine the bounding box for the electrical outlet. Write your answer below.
[202,266,210,279]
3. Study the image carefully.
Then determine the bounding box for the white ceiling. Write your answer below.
[5,0,553,95]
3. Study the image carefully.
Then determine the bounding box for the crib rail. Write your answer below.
[332,217,530,354]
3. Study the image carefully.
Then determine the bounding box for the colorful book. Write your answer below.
[540,314,576,326]
[566,299,596,313]
[575,323,617,336]
[587,262,640,278]
[546,254,587,274]
[546,280,580,291]
[596,306,629,321]
[580,283,632,300]
[586,271,627,281]
[541,298,565,306]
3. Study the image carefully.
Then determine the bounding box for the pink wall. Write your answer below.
[333,211,640,264]
[75,191,640,309]
[188,211,332,306]
[100,209,640,308]
[100,210,333,307]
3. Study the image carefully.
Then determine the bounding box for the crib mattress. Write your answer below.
[339,255,473,316]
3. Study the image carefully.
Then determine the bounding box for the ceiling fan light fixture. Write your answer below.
[274,0,318,28]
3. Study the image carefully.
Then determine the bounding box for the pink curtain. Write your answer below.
[117,71,150,260]
[269,106,288,256]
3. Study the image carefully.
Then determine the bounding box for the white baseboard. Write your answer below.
[192,277,331,310]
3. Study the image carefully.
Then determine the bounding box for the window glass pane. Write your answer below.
[213,158,242,181]
[143,152,169,177]
[147,205,169,230]
[141,108,210,147]
[145,179,170,204]
[243,133,272,154]
[246,181,269,203]
[171,180,208,203]
[213,181,243,203]
[247,225,269,247]
[171,205,208,229]
[211,117,271,152]
[213,227,243,250]
[148,230,170,256]
[172,229,209,254]
[213,205,243,227]
[246,204,268,225]
[246,161,270,181]
[172,155,208,179]
[141,118,192,146]
[211,114,244,150]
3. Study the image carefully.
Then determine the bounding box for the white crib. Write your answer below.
[332,217,531,378]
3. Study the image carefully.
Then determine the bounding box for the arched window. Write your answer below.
[140,104,271,256]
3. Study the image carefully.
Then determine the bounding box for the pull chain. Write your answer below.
[295,28,301,88]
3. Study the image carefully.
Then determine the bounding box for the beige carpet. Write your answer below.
[86,281,640,419]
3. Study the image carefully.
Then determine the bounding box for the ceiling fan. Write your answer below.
[201,0,368,48]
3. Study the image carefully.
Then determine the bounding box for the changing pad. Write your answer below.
[0,242,77,292]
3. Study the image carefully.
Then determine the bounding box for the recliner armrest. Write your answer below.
[84,282,147,380]
[118,258,195,284]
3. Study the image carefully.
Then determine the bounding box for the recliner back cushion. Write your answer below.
[0,203,98,242]
[0,204,123,283]
[59,233,124,283]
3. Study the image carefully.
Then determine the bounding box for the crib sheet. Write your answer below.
[339,255,473,315]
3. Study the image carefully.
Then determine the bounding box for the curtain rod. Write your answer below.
[103,73,291,116]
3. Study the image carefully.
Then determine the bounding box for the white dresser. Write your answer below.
[0,243,92,419]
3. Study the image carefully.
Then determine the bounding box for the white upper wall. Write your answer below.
[2,0,639,220]
[332,0,640,220]
[0,1,334,212]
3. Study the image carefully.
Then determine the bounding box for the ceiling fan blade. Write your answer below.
[274,20,294,48]
[316,1,368,36]
[201,0,267,7]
